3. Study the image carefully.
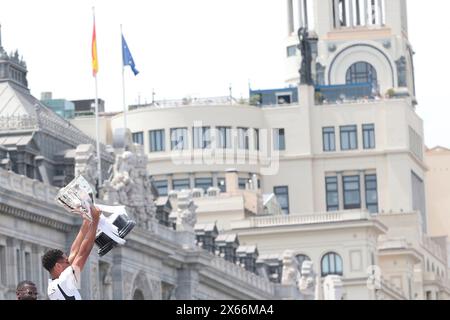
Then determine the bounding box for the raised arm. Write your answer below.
[71,206,101,272]
[68,219,91,265]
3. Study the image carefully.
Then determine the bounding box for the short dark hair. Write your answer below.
[42,249,64,272]
[16,280,38,300]
[16,280,36,291]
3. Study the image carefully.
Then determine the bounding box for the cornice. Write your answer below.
[0,202,74,232]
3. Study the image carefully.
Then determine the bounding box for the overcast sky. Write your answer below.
[0,1,448,148]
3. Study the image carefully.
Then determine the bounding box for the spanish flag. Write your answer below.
[92,17,99,77]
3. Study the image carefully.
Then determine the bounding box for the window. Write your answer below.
[323,127,336,152]
[340,125,358,151]
[193,127,211,149]
[238,178,248,190]
[273,129,286,151]
[296,254,311,274]
[217,178,226,193]
[343,175,361,209]
[274,186,290,215]
[217,127,232,149]
[365,175,378,214]
[409,127,423,161]
[132,132,144,145]
[170,128,188,150]
[326,177,339,211]
[412,171,427,233]
[237,128,249,150]
[345,61,378,85]
[363,124,375,149]
[149,129,165,152]
[153,180,168,196]
[321,252,343,277]
[173,179,190,191]
[195,178,213,193]
[287,45,297,57]
[254,129,260,151]
[277,94,291,105]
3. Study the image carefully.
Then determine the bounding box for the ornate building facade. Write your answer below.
[1,1,450,300]
[69,0,450,300]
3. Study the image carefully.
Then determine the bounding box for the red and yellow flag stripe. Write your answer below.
[92,18,99,77]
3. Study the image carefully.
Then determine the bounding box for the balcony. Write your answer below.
[315,83,377,105]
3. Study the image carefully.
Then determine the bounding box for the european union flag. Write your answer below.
[122,34,139,76]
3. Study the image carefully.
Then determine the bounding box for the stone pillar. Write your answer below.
[377,0,384,25]
[111,252,124,300]
[298,85,315,108]
[333,0,340,28]
[365,0,371,25]
[337,172,344,211]
[211,172,218,189]
[225,169,239,195]
[189,173,195,190]
[348,0,354,27]
[297,0,304,29]
[287,0,294,35]
[359,171,366,211]
[167,174,173,192]
[31,244,41,291]
[176,267,199,300]
[251,173,258,191]
[5,237,16,299]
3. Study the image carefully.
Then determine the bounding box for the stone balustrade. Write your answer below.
[209,255,275,295]
[231,210,372,229]
[0,168,59,205]
[0,115,38,131]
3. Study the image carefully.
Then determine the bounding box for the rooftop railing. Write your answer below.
[315,82,377,105]
[231,210,372,229]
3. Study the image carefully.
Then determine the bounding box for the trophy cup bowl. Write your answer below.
[95,209,136,257]
[56,175,136,256]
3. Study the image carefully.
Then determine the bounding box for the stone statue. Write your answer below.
[101,135,157,229]
[176,190,197,231]
[298,27,313,85]
[281,250,300,286]
[298,260,315,297]
[396,56,407,87]
[74,144,98,190]
[323,275,345,300]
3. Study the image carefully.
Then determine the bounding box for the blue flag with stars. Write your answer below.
[122,34,139,76]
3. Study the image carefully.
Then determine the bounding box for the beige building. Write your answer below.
[425,146,450,290]
[69,0,450,299]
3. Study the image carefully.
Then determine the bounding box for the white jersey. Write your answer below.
[47,266,82,300]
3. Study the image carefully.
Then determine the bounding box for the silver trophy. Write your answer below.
[56,175,136,256]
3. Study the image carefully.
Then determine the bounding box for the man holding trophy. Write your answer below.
[42,175,135,300]
[42,205,101,300]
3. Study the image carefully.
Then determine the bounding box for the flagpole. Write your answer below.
[93,7,102,186]
[121,24,127,130]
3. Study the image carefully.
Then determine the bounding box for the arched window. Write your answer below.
[296,254,311,274]
[133,289,144,300]
[346,62,378,85]
[321,252,343,277]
